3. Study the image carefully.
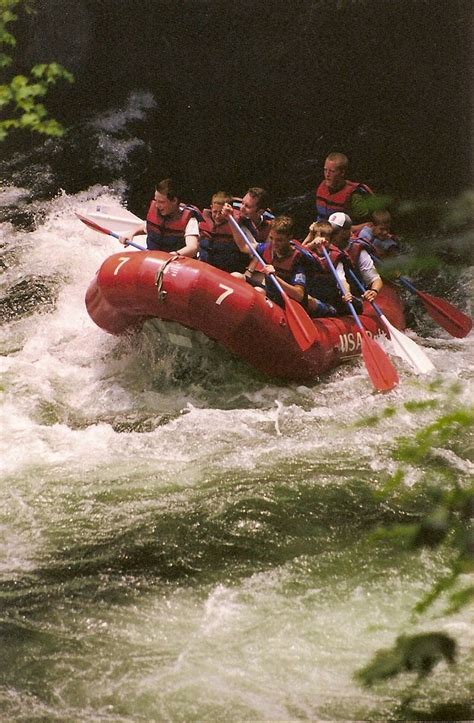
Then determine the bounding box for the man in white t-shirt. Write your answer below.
[119,178,200,257]
[329,212,383,304]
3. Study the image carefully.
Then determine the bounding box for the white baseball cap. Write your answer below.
[328,212,352,230]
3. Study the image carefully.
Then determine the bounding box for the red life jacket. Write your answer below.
[146,201,199,252]
[231,196,274,242]
[345,240,379,295]
[240,215,272,242]
[293,241,345,273]
[199,209,234,242]
[260,242,302,285]
[349,234,377,261]
[315,179,373,221]
[345,239,366,268]
[293,241,346,306]
[198,209,248,273]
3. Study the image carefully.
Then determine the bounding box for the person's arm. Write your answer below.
[351,222,368,235]
[356,225,372,242]
[358,250,383,301]
[119,222,147,246]
[244,257,259,276]
[303,224,329,253]
[304,237,328,254]
[302,223,317,246]
[261,264,305,303]
[221,203,254,254]
[281,281,305,303]
[336,261,353,302]
[176,216,199,257]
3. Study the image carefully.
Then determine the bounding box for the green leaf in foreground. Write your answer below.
[0,0,74,140]
[357,632,457,686]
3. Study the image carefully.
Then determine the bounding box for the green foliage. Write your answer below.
[413,504,450,547]
[403,399,438,412]
[354,405,396,427]
[393,409,473,466]
[351,192,393,220]
[446,585,474,614]
[374,467,406,499]
[0,0,21,56]
[0,0,74,141]
[370,520,420,549]
[355,405,473,708]
[373,462,473,610]
[371,248,446,284]
[357,632,457,686]
[443,189,474,231]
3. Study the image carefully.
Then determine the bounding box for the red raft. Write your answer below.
[85,250,405,381]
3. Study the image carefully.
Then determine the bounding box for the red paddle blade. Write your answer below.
[283,295,318,352]
[76,212,116,238]
[361,333,399,392]
[416,290,472,338]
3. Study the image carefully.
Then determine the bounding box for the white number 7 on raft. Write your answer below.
[215,284,234,305]
[113,257,131,275]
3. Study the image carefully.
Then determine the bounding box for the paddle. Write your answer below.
[348,270,434,374]
[76,212,146,251]
[227,215,317,352]
[320,246,399,391]
[399,276,472,339]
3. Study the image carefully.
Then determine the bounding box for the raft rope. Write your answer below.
[155,254,183,302]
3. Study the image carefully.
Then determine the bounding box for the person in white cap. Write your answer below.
[329,212,383,303]
[302,219,359,315]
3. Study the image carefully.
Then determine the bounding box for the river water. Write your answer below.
[1,3,474,718]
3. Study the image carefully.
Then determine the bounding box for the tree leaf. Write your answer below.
[356,632,457,686]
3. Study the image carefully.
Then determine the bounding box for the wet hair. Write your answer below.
[211,191,233,205]
[156,178,180,200]
[325,152,349,171]
[270,215,294,237]
[371,209,392,226]
[247,186,270,211]
[311,220,333,239]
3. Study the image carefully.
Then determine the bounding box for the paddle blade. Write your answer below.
[360,332,399,392]
[76,207,145,235]
[283,295,318,352]
[76,212,119,238]
[76,212,146,250]
[416,290,472,338]
[380,314,435,374]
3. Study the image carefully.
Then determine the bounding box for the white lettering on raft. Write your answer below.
[215,284,234,305]
[113,257,131,275]
[338,330,373,353]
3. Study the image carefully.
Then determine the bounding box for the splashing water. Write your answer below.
[0,100,473,721]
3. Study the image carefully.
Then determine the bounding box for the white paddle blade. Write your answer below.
[78,206,145,237]
[380,314,435,374]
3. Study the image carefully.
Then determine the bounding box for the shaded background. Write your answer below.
[6,0,474,211]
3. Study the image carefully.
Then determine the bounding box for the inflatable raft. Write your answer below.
[85,249,406,381]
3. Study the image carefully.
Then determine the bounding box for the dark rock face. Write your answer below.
[6,0,472,210]
[0,276,60,322]
[20,0,92,72]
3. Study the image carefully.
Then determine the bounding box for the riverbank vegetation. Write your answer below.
[356,404,473,719]
[0,0,73,141]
